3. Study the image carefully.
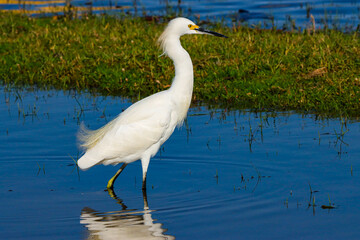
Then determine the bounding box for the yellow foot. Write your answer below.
[107,180,114,190]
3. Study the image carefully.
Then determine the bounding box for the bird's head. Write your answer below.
[164,17,228,38]
[158,17,227,55]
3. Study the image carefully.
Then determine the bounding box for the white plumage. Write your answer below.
[77,17,227,190]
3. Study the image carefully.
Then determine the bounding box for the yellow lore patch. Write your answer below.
[188,24,199,30]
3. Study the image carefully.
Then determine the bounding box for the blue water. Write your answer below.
[1,87,360,239]
[1,0,359,30]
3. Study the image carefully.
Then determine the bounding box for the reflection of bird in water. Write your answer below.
[77,17,227,190]
[80,189,174,240]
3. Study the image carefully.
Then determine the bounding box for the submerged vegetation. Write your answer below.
[0,12,359,116]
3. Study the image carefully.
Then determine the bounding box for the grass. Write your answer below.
[0,12,359,117]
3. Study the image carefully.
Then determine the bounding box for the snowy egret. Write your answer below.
[77,17,227,190]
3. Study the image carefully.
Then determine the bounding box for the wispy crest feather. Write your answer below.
[157,23,172,56]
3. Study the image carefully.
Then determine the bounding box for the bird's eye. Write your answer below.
[188,24,192,28]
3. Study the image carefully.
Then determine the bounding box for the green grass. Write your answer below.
[1,13,359,117]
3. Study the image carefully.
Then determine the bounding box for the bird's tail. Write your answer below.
[77,119,117,151]
[77,152,98,170]
[77,120,119,170]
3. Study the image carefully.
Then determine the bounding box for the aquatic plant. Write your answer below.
[0,13,359,117]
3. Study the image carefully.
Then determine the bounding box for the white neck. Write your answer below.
[165,36,194,99]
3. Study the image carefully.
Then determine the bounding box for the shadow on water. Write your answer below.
[80,189,174,240]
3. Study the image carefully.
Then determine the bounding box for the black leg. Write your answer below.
[142,175,147,191]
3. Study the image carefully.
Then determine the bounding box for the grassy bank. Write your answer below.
[0,13,359,116]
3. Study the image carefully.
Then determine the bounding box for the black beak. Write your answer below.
[195,27,228,38]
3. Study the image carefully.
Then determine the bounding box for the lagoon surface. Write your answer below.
[1,87,360,239]
[1,0,360,30]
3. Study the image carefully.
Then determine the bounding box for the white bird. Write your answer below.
[77,17,227,190]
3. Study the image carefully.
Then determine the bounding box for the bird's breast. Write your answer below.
[173,95,192,125]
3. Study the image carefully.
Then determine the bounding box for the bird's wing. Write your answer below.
[116,91,171,125]
[88,92,177,163]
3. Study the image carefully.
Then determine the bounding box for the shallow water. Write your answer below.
[1,87,360,239]
[1,0,359,30]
